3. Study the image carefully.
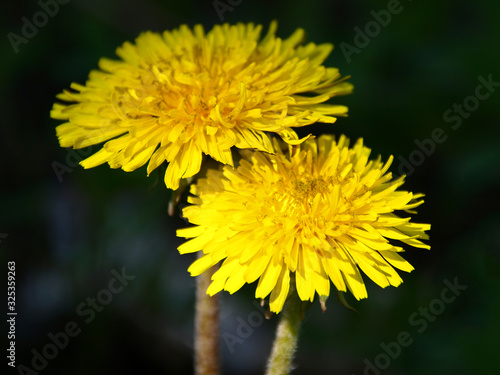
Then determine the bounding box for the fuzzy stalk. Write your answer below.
[265,294,303,375]
[194,256,220,375]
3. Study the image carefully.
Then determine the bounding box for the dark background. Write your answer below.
[1,0,499,374]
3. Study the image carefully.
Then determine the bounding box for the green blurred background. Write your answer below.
[1,0,499,374]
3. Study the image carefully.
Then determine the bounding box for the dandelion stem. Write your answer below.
[265,294,303,375]
[195,256,219,375]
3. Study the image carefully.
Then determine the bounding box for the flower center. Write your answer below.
[292,178,330,201]
[111,53,243,137]
[273,176,333,216]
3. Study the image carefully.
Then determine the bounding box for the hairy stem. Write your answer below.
[195,257,219,375]
[265,295,303,375]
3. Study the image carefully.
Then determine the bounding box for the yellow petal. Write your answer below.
[269,267,290,313]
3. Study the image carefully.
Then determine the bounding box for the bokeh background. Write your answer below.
[1,0,499,374]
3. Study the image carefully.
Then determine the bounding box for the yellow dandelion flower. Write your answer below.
[50,22,353,190]
[177,135,430,313]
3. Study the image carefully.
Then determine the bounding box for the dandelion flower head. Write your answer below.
[51,22,353,189]
[177,135,430,313]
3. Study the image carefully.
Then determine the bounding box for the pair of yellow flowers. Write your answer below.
[51,22,430,313]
